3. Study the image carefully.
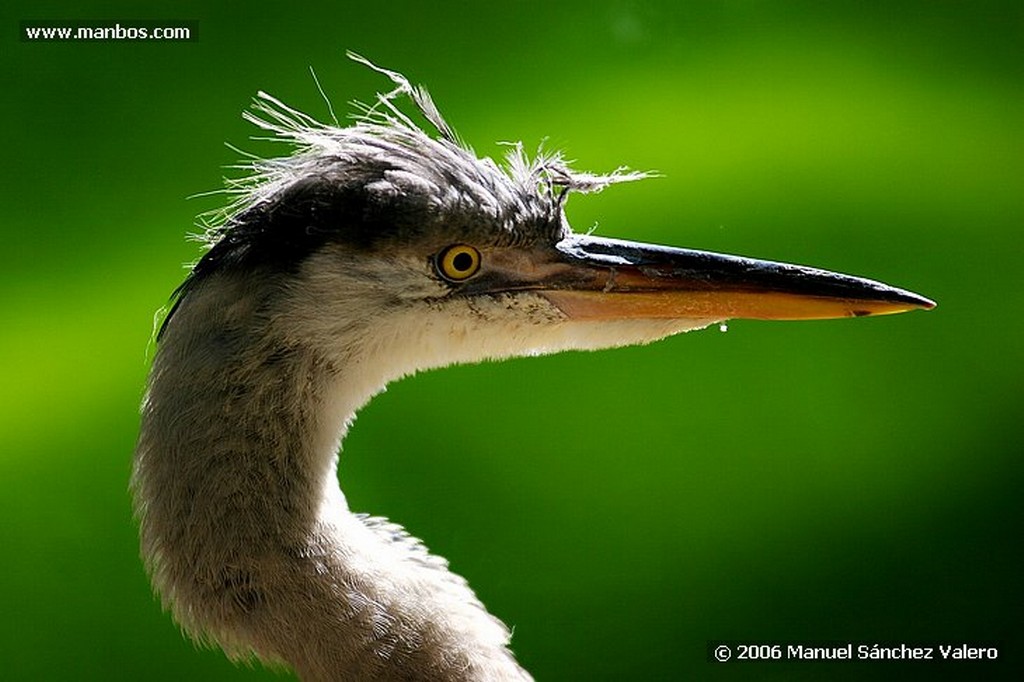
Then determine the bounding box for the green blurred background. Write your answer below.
[4,1,1021,680]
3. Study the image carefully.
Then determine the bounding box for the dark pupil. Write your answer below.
[452,251,473,272]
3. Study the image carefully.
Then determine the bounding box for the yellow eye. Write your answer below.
[436,244,481,281]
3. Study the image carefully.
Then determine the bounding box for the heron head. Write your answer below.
[161,58,933,386]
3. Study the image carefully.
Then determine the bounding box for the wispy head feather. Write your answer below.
[198,54,649,249]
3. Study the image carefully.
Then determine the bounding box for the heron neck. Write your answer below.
[132,274,530,681]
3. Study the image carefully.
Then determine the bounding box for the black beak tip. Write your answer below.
[892,288,937,312]
[847,282,935,317]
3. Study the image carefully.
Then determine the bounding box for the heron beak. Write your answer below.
[537,233,935,321]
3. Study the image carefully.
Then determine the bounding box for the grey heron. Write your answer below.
[132,56,934,681]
